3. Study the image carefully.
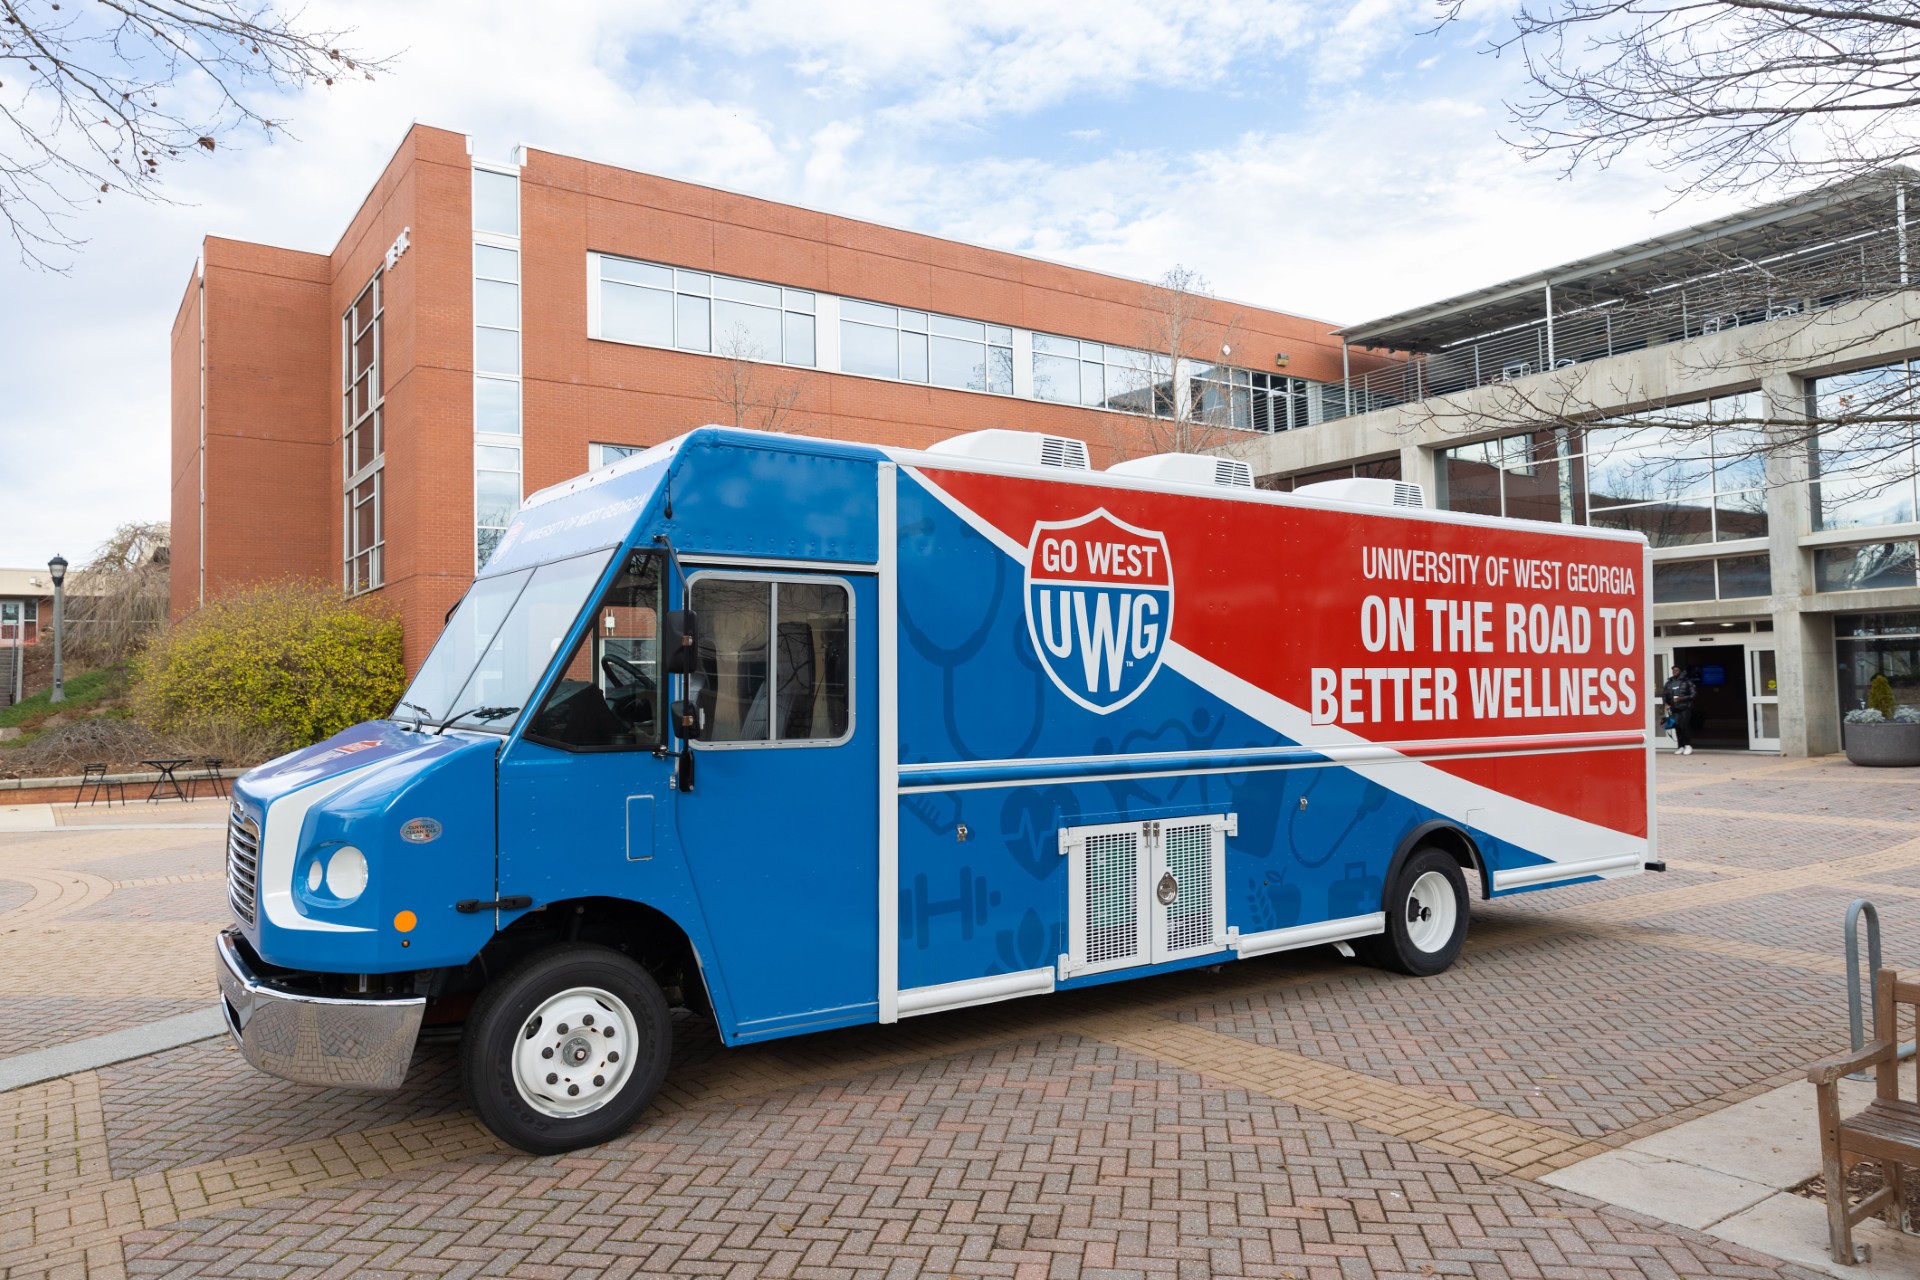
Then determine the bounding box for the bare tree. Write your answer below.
[65,518,169,664]
[0,1,389,267]
[1099,265,1253,462]
[1449,0,1920,195]
[705,325,806,433]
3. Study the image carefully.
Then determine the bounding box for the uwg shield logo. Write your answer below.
[1024,510,1173,714]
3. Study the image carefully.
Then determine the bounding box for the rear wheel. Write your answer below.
[1359,847,1468,977]
[461,943,671,1154]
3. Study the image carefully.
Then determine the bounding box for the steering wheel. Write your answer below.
[601,653,656,692]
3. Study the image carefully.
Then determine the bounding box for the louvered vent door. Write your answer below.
[1066,821,1149,976]
[1064,815,1230,977]
[1154,817,1228,962]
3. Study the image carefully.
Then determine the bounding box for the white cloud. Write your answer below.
[0,1,1748,569]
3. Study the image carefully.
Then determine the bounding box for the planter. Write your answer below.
[1843,721,1920,767]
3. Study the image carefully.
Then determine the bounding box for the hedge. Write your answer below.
[134,581,404,749]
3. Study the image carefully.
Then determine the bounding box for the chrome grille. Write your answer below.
[227,804,260,925]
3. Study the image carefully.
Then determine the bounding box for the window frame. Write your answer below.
[588,252,818,368]
[683,568,857,751]
[343,271,384,595]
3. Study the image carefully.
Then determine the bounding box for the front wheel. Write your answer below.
[1359,847,1468,977]
[461,943,672,1154]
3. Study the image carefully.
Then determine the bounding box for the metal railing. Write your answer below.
[1329,218,1918,422]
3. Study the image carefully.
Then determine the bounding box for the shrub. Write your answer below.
[1868,673,1897,720]
[133,581,403,749]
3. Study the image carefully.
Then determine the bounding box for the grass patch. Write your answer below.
[0,663,131,730]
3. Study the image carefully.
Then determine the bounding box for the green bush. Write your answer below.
[1869,673,1897,720]
[133,581,404,749]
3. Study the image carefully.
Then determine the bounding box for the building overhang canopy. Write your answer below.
[1338,168,1920,354]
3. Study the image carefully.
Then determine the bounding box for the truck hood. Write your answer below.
[236,721,483,807]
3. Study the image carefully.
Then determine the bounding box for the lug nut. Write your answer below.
[541,1047,553,1059]
[556,1023,569,1034]
[546,1072,557,1085]
[582,1014,594,1026]
[567,1084,579,1096]
[603,1027,615,1037]
[607,1051,620,1063]
[593,1075,605,1087]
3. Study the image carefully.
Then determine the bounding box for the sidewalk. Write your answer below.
[2,753,1912,1278]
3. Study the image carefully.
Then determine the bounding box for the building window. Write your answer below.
[343,273,383,593]
[474,165,524,572]
[1816,541,1919,593]
[1835,612,1920,715]
[1811,361,1920,531]
[593,254,817,366]
[1434,394,1767,538]
[1033,334,1167,416]
[1652,554,1771,603]
[473,168,520,237]
[842,300,1010,392]
[590,443,644,469]
[1189,365,1321,433]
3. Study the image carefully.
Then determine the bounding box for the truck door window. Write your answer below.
[526,555,664,750]
[688,575,851,745]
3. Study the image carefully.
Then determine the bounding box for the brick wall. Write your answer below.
[182,123,1375,673]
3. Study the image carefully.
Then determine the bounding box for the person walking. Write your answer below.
[1662,663,1698,755]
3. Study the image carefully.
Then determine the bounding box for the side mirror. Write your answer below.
[670,698,703,740]
[663,609,700,674]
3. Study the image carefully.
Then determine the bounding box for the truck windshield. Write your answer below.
[398,548,616,734]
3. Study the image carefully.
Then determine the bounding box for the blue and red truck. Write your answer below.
[216,425,1655,1153]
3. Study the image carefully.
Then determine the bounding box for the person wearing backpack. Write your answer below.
[1661,664,1698,755]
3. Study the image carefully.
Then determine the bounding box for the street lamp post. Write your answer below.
[47,554,66,704]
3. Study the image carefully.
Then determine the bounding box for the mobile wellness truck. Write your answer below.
[215,426,1656,1153]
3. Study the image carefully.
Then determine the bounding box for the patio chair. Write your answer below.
[75,762,125,807]
[193,758,229,800]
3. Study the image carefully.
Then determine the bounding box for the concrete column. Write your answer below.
[1760,371,1838,754]
[1399,442,1437,502]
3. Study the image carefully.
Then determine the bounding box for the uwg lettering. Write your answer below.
[1024,509,1173,713]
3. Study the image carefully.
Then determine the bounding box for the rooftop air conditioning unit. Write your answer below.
[1293,477,1427,510]
[926,429,1091,471]
[1107,453,1254,489]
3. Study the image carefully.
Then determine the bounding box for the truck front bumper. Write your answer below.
[215,929,425,1091]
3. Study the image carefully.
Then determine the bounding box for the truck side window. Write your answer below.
[689,575,851,745]
[525,555,664,751]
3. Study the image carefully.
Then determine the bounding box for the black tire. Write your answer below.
[1357,847,1469,977]
[461,943,671,1155]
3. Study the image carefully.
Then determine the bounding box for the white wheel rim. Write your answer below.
[511,986,638,1119]
[1404,870,1458,953]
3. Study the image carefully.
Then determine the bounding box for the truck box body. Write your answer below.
[217,427,1652,1125]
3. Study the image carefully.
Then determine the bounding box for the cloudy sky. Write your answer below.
[0,0,1746,569]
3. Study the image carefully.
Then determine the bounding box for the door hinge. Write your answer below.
[455,895,534,914]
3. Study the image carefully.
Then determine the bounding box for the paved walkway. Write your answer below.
[1,759,1913,1279]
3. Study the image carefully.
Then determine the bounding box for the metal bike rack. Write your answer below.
[1846,898,1917,1080]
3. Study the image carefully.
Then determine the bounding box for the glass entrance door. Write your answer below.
[1747,645,1781,751]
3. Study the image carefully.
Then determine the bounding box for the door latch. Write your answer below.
[455,896,534,914]
[1156,871,1179,906]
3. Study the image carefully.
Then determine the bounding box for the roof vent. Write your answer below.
[1293,477,1428,510]
[1107,453,1255,489]
[927,429,1091,471]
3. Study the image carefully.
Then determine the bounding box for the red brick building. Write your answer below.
[172,124,1362,670]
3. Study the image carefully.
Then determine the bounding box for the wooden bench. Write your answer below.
[1808,968,1919,1263]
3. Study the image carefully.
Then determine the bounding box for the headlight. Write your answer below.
[325,846,369,901]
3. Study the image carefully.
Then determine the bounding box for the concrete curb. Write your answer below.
[0,1008,226,1094]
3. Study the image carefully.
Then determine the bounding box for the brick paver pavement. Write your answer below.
[4,761,1908,1278]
